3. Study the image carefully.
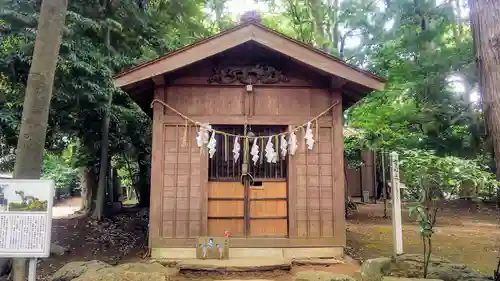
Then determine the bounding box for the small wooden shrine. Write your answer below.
[114,14,385,259]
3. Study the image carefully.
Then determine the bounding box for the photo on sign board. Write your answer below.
[0,182,49,212]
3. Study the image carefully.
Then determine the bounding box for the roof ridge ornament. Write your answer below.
[240,10,262,24]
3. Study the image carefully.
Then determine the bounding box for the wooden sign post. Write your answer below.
[390,152,403,256]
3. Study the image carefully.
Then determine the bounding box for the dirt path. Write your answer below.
[52,197,82,218]
[347,203,499,275]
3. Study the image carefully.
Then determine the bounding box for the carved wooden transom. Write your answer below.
[208,64,290,85]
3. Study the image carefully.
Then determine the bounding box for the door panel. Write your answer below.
[249,183,287,198]
[250,219,288,237]
[249,181,288,237]
[206,125,289,237]
[208,219,244,236]
[207,181,245,236]
[250,201,287,217]
[208,181,244,198]
[208,200,244,217]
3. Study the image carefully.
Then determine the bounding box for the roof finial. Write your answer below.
[240,10,262,24]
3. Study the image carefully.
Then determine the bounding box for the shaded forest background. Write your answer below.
[0,0,498,214]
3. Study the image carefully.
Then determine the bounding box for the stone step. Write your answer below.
[178,258,292,272]
[293,259,345,266]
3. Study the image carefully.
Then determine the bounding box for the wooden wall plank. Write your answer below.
[149,85,165,245]
[287,126,297,237]
[173,125,180,237]
[166,86,245,116]
[331,92,346,244]
[164,115,334,127]
[200,144,209,236]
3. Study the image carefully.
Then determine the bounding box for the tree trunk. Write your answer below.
[107,161,114,203]
[328,0,340,55]
[112,167,121,201]
[79,167,90,211]
[123,153,135,201]
[79,166,98,214]
[469,0,500,181]
[136,152,150,207]
[93,21,113,220]
[13,0,68,177]
[454,0,463,35]
[212,0,225,31]
[11,1,68,280]
[93,94,112,220]
[309,0,329,51]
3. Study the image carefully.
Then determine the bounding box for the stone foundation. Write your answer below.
[152,247,344,260]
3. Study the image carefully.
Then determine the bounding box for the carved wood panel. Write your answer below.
[208,64,290,85]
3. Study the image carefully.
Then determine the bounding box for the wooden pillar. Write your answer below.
[149,75,166,247]
[331,91,346,244]
[287,125,298,238]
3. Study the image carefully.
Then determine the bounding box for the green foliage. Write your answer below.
[400,149,499,201]
[42,152,79,192]
[9,200,48,211]
[408,170,443,278]
[409,201,437,278]
[344,135,365,170]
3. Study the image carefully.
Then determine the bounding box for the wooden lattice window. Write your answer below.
[208,125,288,181]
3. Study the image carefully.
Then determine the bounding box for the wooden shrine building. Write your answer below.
[114,14,385,259]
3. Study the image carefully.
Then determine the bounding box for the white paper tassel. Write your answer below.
[288,131,298,155]
[265,136,277,163]
[250,138,260,165]
[280,135,288,158]
[207,131,217,158]
[304,122,315,150]
[233,136,241,162]
[196,123,211,147]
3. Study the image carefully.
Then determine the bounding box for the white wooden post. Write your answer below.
[390,151,404,256]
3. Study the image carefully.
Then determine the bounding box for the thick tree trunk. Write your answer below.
[93,94,112,220]
[79,167,90,211]
[79,166,97,213]
[11,1,68,281]
[469,0,500,181]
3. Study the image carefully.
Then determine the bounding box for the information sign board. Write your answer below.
[0,179,54,258]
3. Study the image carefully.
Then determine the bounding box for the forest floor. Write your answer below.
[347,201,499,275]
[28,199,498,281]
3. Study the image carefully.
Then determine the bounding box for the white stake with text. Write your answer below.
[390,151,404,256]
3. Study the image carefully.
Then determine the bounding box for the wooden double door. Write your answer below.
[207,181,288,237]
